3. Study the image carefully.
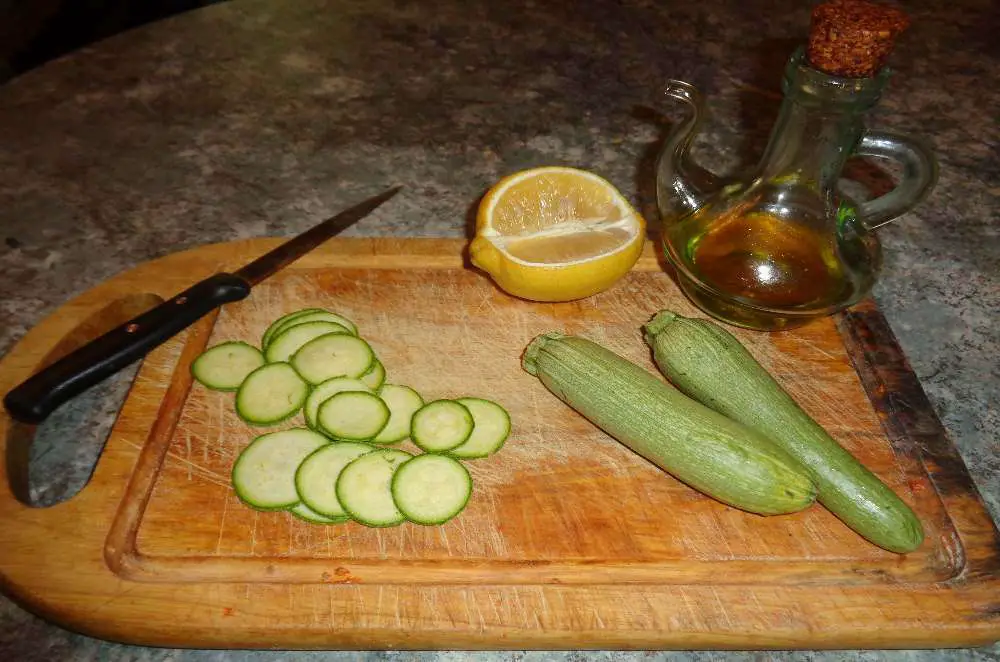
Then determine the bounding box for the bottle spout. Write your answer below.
[656,80,722,224]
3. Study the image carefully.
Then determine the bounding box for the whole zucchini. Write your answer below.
[522,332,817,516]
[643,310,924,553]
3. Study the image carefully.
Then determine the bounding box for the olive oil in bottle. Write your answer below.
[686,209,849,310]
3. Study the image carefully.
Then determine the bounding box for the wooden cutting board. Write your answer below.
[1,238,998,650]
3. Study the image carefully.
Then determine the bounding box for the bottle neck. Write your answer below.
[757,48,889,191]
[757,99,865,190]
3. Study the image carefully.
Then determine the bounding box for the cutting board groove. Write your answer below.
[1,238,997,649]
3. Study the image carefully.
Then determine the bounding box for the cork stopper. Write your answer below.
[807,0,910,78]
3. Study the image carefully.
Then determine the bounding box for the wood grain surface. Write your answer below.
[0,238,997,650]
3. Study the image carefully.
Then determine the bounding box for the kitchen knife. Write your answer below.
[3,186,402,425]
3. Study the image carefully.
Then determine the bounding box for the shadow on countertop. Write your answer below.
[0,0,227,83]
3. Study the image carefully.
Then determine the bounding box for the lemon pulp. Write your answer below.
[470,167,645,302]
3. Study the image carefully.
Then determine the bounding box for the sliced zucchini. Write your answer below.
[410,400,474,452]
[265,321,351,363]
[270,310,359,339]
[448,398,511,459]
[290,333,374,385]
[261,308,324,349]
[191,341,264,391]
[289,502,346,524]
[235,362,309,425]
[317,391,390,441]
[372,384,424,444]
[304,377,373,430]
[231,428,329,510]
[295,442,373,519]
[391,454,472,525]
[336,448,413,527]
[359,358,386,391]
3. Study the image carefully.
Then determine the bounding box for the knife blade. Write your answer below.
[3,186,401,425]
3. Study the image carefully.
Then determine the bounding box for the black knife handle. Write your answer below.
[3,272,252,425]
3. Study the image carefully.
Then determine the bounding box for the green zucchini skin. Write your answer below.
[643,310,924,554]
[522,333,817,516]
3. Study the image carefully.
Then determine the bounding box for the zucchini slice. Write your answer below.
[235,362,309,425]
[261,308,324,349]
[289,502,345,524]
[391,454,472,525]
[410,400,474,452]
[265,321,351,363]
[191,341,264,391]
[295,442,374,519]
[231,428,329,510]
[290,333,374,385]
[317,391,390,441]
[359,358,386,392]
[336,448,412,527]
[304,377,373,430]
[269,310,359,340]
[448,397,511,459]
[372,384,424,444]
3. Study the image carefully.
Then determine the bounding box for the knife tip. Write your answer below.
[372,185,403,204]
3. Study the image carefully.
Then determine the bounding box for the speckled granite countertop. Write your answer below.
[0,0,997,659]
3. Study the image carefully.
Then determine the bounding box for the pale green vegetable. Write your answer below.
[643,310,924,553]
[522,332,817,516]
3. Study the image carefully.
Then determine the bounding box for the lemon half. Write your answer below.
[470,167,646,302]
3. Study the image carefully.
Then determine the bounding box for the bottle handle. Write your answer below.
[853,130,939,231]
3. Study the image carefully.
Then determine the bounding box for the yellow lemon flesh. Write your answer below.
[470,167,646,302]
